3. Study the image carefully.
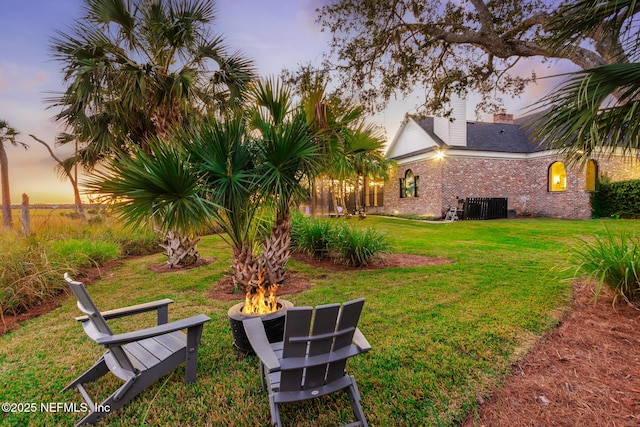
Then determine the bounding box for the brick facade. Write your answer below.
[382,153,640,219]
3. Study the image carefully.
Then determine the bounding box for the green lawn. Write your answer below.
[1,217,637,426]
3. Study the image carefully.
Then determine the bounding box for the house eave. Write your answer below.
[391,146,640,165]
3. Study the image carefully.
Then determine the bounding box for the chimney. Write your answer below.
[493,110,514,124]
[433,94,467,147]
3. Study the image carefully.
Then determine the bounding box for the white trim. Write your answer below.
[393,146,640,165]
[385,117,441,159]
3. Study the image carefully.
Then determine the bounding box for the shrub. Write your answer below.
[0,210,159,317]
[0,233,70,316]
[572,230,640,304]
[592,178,640,218]
[330,224,392,267]
[291,215,334,258]
[48,239,121,269]
[291,214,391,267]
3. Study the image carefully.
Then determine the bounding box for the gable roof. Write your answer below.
[414,117,543,154]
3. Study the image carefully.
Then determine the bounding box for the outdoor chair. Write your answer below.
[243,297,371,427]
[62,273,211,426]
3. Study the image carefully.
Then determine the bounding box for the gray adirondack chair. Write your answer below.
[62,273,211,426]
[243,298,371,427]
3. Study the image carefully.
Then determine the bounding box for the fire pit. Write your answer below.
[228,299,293,353]
[228,270,295,353]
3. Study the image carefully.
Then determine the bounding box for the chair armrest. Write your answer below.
[96,314,210,347]
[353,327,371,353]
[75,298,174,323]
[243,317,281,373]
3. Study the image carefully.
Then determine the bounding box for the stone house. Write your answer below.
[379,97,640,219]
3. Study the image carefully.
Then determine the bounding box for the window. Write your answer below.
[400,169,419,198]
[585,160,597,191]
[549,162,567,192]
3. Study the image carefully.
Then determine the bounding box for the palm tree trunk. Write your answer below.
[159,230,201,268]
[73,185,86,223]
[232,245,260,292]
[261,210,291,286]
[0,143,13,228]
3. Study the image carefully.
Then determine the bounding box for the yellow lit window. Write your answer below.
[585,160,597,192]
[549,162,567,192]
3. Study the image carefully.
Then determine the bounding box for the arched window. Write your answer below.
[549,162,567,192]
[585,160,597,191]
[400,169,419,198]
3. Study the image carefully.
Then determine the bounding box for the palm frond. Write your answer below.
[532,63,640,165]
[548,0,639,59]
[84,135,215,236]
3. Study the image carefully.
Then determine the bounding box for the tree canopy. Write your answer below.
[50,0,255,167]
[532,0,640,164]
[317,0,634,114]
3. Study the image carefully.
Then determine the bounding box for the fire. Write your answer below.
[241,271,280,315]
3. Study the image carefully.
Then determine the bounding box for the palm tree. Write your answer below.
[249,78,323,286]
[29,134,86,223]
[50,0,255,262]
[532,0,640,164]
[186,116,265,290]
[85,134,216,268]
[49,0,256,167]
[293,70,392,215]
[0,120,28,228]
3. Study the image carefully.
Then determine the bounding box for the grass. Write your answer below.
[1,216,639,426]
[0,208,159,316]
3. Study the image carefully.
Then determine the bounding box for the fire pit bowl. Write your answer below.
[228,299,294,353]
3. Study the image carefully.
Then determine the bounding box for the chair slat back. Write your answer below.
[280,307,313,391]
[305,303,340,389]
[326,298,364,383]
[64,274,136,375]
[280,298,365,392]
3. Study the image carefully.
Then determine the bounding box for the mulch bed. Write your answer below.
[207,252,452,301]
[461,281,640,427]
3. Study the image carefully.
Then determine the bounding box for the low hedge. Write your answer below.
[592,178,640,218]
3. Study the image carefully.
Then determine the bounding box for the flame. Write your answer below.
[241,270,280,315]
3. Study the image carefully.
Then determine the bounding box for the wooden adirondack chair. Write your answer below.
[62,273,211,426]
[243,298,371,427]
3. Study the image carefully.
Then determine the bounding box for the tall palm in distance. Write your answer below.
[533,0,640,165]
[28,133,87,223]
[0,120,28,228]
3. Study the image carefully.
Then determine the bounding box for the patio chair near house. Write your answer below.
[243,298,371,427]
[62,273,211,426]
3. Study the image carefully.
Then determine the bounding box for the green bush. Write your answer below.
[291,215,334,258]
[330,223,392,266]
[592,178,640,218]
[291,214,391,266]
[572,230,640,303]
[0,234,70,316]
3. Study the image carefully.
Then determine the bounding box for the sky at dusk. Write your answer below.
[0,0,578,204]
